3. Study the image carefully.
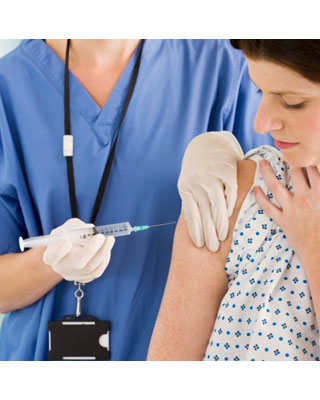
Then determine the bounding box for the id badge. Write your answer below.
[48,314,110,360]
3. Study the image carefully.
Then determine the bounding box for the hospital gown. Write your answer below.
[204,146,319,361]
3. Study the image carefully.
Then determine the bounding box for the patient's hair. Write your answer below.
[230,39,320,84]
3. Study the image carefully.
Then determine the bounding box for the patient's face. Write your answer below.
[246,56,320,167]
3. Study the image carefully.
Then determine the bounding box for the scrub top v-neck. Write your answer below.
[35,39,147,145]
[0,39,274,360]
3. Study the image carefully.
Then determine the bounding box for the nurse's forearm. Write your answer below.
[0,247,62,313]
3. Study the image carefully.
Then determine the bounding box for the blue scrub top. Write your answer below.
[0,39,273,360]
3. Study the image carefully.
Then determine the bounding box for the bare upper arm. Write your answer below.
[147,159,257,360]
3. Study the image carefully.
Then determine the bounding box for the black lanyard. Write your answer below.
[64,39,145,223]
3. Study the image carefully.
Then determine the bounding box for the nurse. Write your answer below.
[0,39,272,360]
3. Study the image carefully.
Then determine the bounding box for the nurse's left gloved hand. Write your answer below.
[43,218,115,283]
[178,131,244,252]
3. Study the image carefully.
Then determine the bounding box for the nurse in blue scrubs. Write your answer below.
[0,39,273,360]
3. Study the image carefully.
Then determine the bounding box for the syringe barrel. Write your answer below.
[95,222,133,237]
[65,223,132,239]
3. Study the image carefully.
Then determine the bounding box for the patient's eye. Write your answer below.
[283,101,305,110]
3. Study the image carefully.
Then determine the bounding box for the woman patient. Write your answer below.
[147,40,320,361]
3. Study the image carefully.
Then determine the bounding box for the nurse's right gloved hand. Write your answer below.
[178,131,244,252]
[43,218,115,283]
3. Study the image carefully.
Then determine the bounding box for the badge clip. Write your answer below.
[63,135,73,157]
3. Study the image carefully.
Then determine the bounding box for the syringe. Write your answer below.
[19,221,176,252]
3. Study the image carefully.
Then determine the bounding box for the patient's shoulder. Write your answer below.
[229,159,257,230]
[237,159,257,200]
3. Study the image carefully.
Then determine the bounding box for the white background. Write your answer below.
[0,1,319,399]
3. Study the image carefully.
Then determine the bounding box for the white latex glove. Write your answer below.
[43,218,115,283]
[178,131,244,252]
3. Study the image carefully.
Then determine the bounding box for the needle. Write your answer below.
[147,221,176,228]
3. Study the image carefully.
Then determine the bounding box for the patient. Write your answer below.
[147,40,320,361]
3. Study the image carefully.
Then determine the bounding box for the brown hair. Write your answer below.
[230,40,320,84]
